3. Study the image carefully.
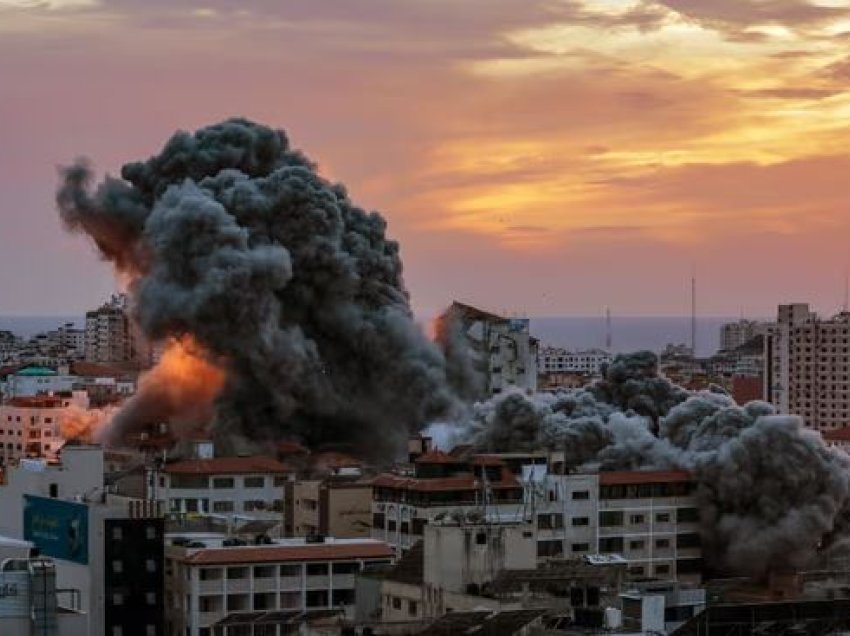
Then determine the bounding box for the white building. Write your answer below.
[438,302,538,397]
[765,303,850,431]
[538,346,612,376]
[164,535,394,635]
[2,365,77,399]
[0,445,164,636]
[534,469,703,584]
[719,319,768,353]
[153,456,294,527]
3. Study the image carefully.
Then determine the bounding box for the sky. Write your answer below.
[2,0,850,319]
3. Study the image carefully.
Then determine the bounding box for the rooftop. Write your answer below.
[823,427,850,442]
[164,456,292,475]
[16,366,58,377]
[372,472,520,492]
[170,538,394,565]
[599,469,692,486]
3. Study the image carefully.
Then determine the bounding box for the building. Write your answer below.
[538,346,612,377]
[437,302,538,397]
[285,477,372,539]
[765,303,850,431]
[535,470,703,584]
[371,452,525,553]
[0,543,87,636]
[85,294,152,368]
[152,455,293,529]
[164,535,394,635]
[619,580,706,634]
[2,365,77,399]
[0,445,165,636]
[719,319,768,353]
[0,392,90,464]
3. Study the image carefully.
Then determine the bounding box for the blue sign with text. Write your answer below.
[23,495,89,565]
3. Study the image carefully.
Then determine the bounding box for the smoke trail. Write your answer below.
[58,118,459,459]
[462,351,850,577]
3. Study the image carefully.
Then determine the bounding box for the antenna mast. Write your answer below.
[690,272,696,357]
[605,306,612,351]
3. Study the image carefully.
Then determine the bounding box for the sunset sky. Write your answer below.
[2,0,850,318]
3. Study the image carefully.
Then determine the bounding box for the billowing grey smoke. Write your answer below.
[58,118,459,459]
[463,351,850,577]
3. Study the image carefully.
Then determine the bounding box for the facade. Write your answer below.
[0,445,165,636]
[104,517,166,636]
[437,302,538,397]
[85,294,152,368]
[0,393,90,464]
[765,303,850,430]
[285,478,372,539]
[153,456,293,525]
[535,470,703,584]
[371,452,525,554]
[720,319,768,353]
[164,536,394,635]
[3,365,77,398]
[538,346,612,376]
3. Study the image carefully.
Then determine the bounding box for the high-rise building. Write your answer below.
[437,302,538,397]
[85,294,152,368]
[720,319,768,353]
[765,303,850,430]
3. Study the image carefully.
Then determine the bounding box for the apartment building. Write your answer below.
[765,303,850,430]
[437,302,538,397]
[85,294,152,368]
[164,536,394,635]
[284,477,372,538]
[720,319,768,353]
[0,392,90,463]
[535,470,703,584]
[371,452,525,553]
[538,347,612,376]
[152,456,293,526]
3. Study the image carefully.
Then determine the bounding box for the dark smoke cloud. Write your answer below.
[58,118,459,459]
[460,351,850,577]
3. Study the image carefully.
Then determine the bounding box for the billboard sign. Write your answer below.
[23,496,89,565]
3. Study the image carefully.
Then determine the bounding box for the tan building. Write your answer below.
[765,303,850,430]
[285,478,372,539]
[0,393,89,464]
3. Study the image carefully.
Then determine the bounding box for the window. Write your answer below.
[112,560,123,573]
[677,533,701,549]
[599,537,624,552]
[307,563,328,576]
[146,627,156,636]
[213,477,235,489]
[656,538,671,549]
[656,564,670,575]
[146,592,156,606]
[112,628,123,636]
[677,507,700,523]
[244,476,265,488]
[656,513,671,523]
[170,474,208,489]
[408,600,418,616]
[112,593,124,606]
[572,517,589,527]
[281,564,301,577]
[629,566,645,576]
[274,476,288,486]
[392,597,401,610]
[629,540,645,550]
[599,511,623,527]
[146,525,157,540]
[572,490,590,500]
[572,543,589,553]
[332,562,359,575]
[213,501,234,513]
[146,559,157,573]
[537,540,563,558]
[629,514,645,525]
[476,532,487,545]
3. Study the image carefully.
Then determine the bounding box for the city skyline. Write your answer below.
[3,1,850,317]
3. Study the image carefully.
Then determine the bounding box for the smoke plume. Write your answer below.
[58,118,458,458]
[461,351,850,577]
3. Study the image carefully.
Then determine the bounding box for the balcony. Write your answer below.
[253,578,277,593]
[224,579,251,593]
[197,579,223,594]
[332,574,355,589]
[279,576,303,591]
[306,575,330,589]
